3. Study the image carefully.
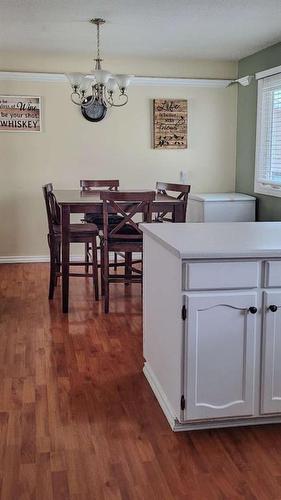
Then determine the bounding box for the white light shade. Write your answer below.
[115,74,134,89]
[66,72,85,89]
[85,74,96,84]
[93,69,112,85]
[79,76,91,93]
[107,78,118,93]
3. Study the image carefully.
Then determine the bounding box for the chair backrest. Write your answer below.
[100,191,155,241]
[80,179,119,192]
[156,181,191,221]
[42,183,60,234]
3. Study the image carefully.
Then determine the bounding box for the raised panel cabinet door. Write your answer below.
[261,291,281,414]
[183,291,258,421]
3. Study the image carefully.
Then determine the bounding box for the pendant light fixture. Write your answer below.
[66,18,134,112]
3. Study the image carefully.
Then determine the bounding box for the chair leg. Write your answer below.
[85,242,90,274]
[55,242,61,286]
[103,245,109,313]
[125,252,129,286]
[114,252,118,271]
[125,252,132,286]
[141,251,143,294]
[128,252,132,278]
[92,237,99,301]
[49,242,57,300]
[100,241,105,296]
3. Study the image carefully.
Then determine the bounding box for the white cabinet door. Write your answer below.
[183,292,258,421]
[261,291,281,414]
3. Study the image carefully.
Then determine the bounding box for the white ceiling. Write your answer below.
[1,0,281,61]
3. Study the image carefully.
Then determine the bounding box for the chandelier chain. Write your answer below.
[97,21,100,60]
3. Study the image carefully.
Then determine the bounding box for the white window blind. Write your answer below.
[255,73,281,196]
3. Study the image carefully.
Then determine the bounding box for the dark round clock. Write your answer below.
[81,97,107,122]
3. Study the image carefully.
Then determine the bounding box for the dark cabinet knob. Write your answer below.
[249,306,257,314]
[269,305,278,312]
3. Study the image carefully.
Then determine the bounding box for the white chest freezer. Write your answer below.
[187,192,256,223]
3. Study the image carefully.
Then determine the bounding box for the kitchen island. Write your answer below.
[141,222,281,431]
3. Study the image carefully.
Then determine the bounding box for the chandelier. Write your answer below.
[66,19,134,113]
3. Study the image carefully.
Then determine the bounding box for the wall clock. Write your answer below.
[81,97,107,122]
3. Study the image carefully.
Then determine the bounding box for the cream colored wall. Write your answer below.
[0,54,237,258]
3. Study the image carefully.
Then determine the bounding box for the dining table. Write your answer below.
[54,189,187,312]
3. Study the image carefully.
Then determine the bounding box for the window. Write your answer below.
[255,73,281,197]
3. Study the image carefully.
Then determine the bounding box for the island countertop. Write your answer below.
[141,222,281,259]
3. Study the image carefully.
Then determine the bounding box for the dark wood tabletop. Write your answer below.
[54,189,184,207]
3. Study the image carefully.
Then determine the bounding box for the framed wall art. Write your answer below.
[0,96,41,132]
[153,99,187,149]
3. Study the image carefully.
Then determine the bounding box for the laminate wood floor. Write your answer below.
[1,263,281,500]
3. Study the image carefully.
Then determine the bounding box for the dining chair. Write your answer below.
[100,190,155,313]
[80,179,122,272]
[42,183,99,303]
[155,181,191,222]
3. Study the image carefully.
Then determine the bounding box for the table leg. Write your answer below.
[61,205,70,313]
[174,202,185,222]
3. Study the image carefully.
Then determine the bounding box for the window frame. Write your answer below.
[254,72,281,198]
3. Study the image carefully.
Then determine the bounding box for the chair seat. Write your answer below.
[153,215,164,223]
[105,224,142,243]
[53,223,99,238]
[84,213,123,228]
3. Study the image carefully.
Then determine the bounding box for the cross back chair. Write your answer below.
[80,179,120,225]
[100,191,155,313]
[80,179,120,191]
[42,183,99,304]
[155,182,191,222]
[80,179,122,272]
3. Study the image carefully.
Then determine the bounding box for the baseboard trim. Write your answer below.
[0,255,82,264]
[0,255,50,263]
[0,252,142,264]
[143,362,177,430]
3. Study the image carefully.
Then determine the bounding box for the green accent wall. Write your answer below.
[236,42,281,220]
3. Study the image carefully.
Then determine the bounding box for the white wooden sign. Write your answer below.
[0,95,41,132]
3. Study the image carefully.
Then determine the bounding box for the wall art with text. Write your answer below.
[0,96,41,132]
[153,99,187,149]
